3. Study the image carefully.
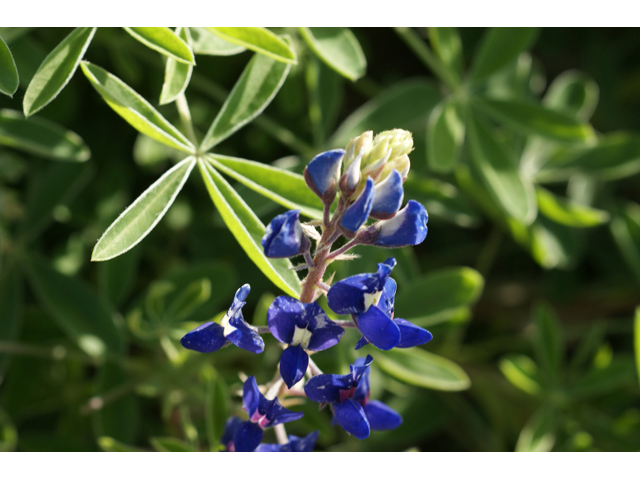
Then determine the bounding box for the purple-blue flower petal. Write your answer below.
[226,313,265,354]
[379,277,397,318]
[266,296,299,343]
[354,336,369,350]
[304,372,353,404]
[229,284,250,316]
[220,416,244,451]
[255,431,319,452]
[279,344,309,388]
[305,149,345,197]
[352,356,372,404]
[333,398,370,439]
[373,200,428,247]
[263,398,304,427]
[233,420,263,452]
[370,169,404,220]
[307,319,344,352]
[355,306,401,351]
[262,210,303,258]
[395,318,433,348]
[243,376,261,418]
[340,177,375,233]
[180,321,227,353]
[364,400,403,431]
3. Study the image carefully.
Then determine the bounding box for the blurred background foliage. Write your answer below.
[1,27,639,452]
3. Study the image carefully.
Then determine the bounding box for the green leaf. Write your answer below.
[80,61,194,153]
[149,437,195,452]
[499,355,541,395]
[610,203,640,285]
[0,36,19,96]
[92,156,196,262]
[467,108,537,224]
[189,27,246,56]
[543,70,599,122]
[205,372,228,452]
[159,27,193,105]
[92,364,138,444]
[375,348,471,391]
[0,109,90,161]
[124,27,194,65]
[23,28,96,117]
[98,437,142,452]
[569,358,636,399]
[516,405,558,452]
[634,306,640,388]
[428,27,463,76]
[166,278,211,322]
[206,27,296,64]
[475,96,595,142]
[427,99,465,173]
[201,44,292,151]
[470,27,538,81]
[299,27,366,81]
[330,79,440,148]
[394,267,484,327]
[197,159,300,297]
[532,301,564,383]
[207,154,323,219]
[536,187,609,227]
[24,254,123,357]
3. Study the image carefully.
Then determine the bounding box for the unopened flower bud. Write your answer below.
[370,169,404,220]
[379,153,410,183]
[304,149,345,202]
[362,129,413,172]
[344,131,373,168]
[262,210,304,258]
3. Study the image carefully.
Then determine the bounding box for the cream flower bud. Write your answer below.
[344,131,373,170]
[362,129,413,170]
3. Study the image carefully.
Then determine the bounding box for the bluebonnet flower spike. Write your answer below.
[340,177,375,235]
[255,431,319,452]
[268,297,344,388]
[262,210,305,258]
[304,149,345,201]
[180,284,264,354]
[366,200,428,248]
[370,169,404,220]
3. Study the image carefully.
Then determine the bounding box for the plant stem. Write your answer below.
[274,424,289,445]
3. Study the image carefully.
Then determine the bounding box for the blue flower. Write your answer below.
[180,284,264,354]
[226,376,304,452]
[340,177,375,235]
[304,149,345,200]
[268,297,344,388]
[370,169,404,220]
[368,200,428,248]
[304,356,402,439]
[255,431,319,452]
[262,210,305,258]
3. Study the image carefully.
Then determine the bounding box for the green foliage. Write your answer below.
[299,27,366,81]
[0,37,19,97]
[206,28,296,64]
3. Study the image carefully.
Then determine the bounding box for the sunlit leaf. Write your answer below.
[0,109,90,161]
[206,27,296,64]
[470,27,538,81]
[0,36,19,96]
[427,98,465,173]
[198,159,300,297]
[516,404,558,452]
[374,348,471,391]
[201,43,292,151]
[544,70,599,122]
[159,27,193,105]
[80,62,194,153]
[299,27,366,81]
[499,355,541,395]
[536,187,609,227]
[23,27,95,116]
[428,27,463,76]
[124,27,194,64]
[394,267,484,327]
[510,217,580,270]
[207,154,323,220]
[92,156,196,262]
[189,27,245,56]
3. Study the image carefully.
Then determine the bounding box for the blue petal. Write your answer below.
[262,210,303,258]
[370,169,404,220]
[327,259,396,315]
[307,318,344,352]
[304,373,353,404]
[373,200,429,247]
[220,416,244,450]
[227,313,265,354]
[304,149,345,197]
[364,400,403,431]
[340,177,375,233]
[233,420,263,452]
[355,306,401,350]
[255,431,319,452]
[266,296,300,343]
[351,355,373,385]
[379,277,397,318]
[333,398,370,439]
[352,356,372,404]
[180,321,227,353]
[354,336,369,350]
[229,284,250,317]
[263,397,304,427]
[279,344,309,388]
[395,318,433,348]
[242,376,261,418]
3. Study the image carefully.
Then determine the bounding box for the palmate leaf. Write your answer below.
[0,36,19,96]
[206,27,296,64]
[299,27,366,81]
[207,154,323,220]
[197,158,300,298]
[428,27,463,77]
[536,187,609,228]
[24,27,96,116]
[427,98,465,173]
[124,27,194,65]
[92,157,196,261]
[80,62,195,153]
[159,27,193,105]
[543,70,599,122]
[189,27,246,56]
[516,404,558,452]
[0,109,90,161]
[201,42,292,151]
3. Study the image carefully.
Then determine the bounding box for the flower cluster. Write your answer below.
[181,130,432,452]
